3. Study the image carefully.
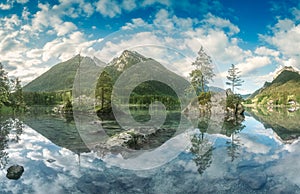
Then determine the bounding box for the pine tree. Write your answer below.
[191,46,215,92]
[96,71,113,110]
[189,69,203,95]
[226,64,244,93]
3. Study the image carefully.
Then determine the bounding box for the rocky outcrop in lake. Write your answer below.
[6,165,24,180]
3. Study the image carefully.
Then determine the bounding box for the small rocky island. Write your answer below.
[6,165,24,180]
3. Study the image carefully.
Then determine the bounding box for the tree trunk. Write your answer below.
[201,76,204,92]
[101,87,104,109]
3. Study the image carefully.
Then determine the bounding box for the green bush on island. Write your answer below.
[198,92,212,105]
[226,94,243,109]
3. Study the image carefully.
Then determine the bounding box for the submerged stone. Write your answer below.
[6,165,24,180]
[47,159,56,163]
[239,169,267,190]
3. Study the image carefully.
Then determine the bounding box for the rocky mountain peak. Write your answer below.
[274,66,300,80]
[108,50,148,71]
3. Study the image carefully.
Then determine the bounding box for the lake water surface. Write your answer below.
[1,107,300,193]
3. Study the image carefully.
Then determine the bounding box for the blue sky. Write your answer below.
[0,0,300,94]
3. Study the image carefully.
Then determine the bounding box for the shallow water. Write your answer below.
[0,107,300,193]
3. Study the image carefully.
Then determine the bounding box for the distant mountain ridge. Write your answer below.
[250,66,300,105]
[23,50,190,102]
[23,55,103,92]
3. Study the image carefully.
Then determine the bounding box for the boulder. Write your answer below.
[47,159,56,163]
[236,103,245,115]
[225,88,234,97]
[239,169,267,190]
[6,165,24,180]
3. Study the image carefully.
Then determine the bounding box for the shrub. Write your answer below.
[226,94,243,109]
[198,92,211,105]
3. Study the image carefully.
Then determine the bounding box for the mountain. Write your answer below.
[241,94,251,99]
[23,50,191,110]
[98,50,190,98]
[246,106,300,142]
[23,55,104,92]
[208,86,225,93]
[103,50,150,82]
[94,50,193,114]
[250,66,300,105]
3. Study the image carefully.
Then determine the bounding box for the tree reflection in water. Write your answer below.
[222,116,245,162]
[190,118,214,175]
[0,118,24,169]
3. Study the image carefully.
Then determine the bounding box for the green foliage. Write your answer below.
[251,69,300,105]
[0,64,26,113]
[191,46,215,92]
[190,133,213,175]
[0,118,24,169]
[0,63,9,108]
[9,78,26,112]
[226,94,243,109]
[23,91,65,105]
[244,99,252,104]
[128,80,180,110]
[63,98,73,113]
[95,71,113,110]
[198,92,211,105]
[23,55,81,92]
[222,117,245,137]
[190,69,203,95]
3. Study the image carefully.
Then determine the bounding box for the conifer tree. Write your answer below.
[191,46,215,92]
[226,64,244,93]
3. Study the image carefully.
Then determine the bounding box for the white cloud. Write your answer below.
[95,0,121,18]
[30,1,94,36]
[122,0,137,11]
[141,0,170,7]
[0,3,12,10]
[54,21,77,36]
[83,2,94,16]
[292,7,300,20]
[42,31,97,62]
[153,9,175,31]
[26,49,43,59]
[122,18,149,30]
[16,0,29,3]
[255,46,280,57]
[236,56,271,76]
[94,31,162,62]
[203,13,240,35]
[22,7,30,21]
[261,15,300,69]
[1,14,21,30]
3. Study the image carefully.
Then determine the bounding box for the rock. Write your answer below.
[237,160,261,169]
[236,103,245,115]
[6,165,24,180]
[269,184,300,194]
[47,159,56,163]
[239,169,267,190]
[226,88,234,97]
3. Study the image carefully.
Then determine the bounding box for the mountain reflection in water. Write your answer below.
[0,108,300,193]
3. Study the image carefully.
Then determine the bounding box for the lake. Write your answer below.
[0,107,300,193]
